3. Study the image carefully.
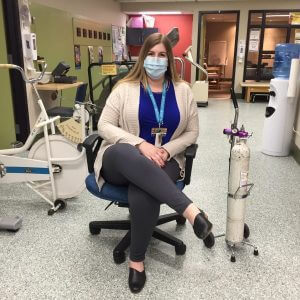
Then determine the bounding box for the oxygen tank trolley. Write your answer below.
[215,88,259,262]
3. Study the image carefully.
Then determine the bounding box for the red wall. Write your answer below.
[128,14,193,82]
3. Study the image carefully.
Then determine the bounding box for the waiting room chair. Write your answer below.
[204,63,221,90]
[47,83,88,118]
[82,134,214,264]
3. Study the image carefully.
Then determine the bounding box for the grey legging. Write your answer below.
[100,143,192,262]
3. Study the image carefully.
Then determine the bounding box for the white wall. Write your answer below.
[32,0,126,26]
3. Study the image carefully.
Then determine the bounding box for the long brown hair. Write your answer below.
[118,33,181,87]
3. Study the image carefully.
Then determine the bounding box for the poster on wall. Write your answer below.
[88,46,94,64]
[74,45,81,69]
[112,25,127,62]
[98,46,104,64]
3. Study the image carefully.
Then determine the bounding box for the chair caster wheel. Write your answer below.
[230,255,236,263]
[244,223,250,239]
[89,223,101,235]
[7,229,19,233]
[175,243,186,255]
[176,215,186,225]
[203,232,215,248]
[254,248,259,256]
[113,250,126,264]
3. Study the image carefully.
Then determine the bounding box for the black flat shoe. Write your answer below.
[193,210,213,240]
[128,267,146,293]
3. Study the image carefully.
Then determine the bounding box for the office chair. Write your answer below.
[82,134,215,264]
[47,83,88,118]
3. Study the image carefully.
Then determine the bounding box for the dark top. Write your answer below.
[138,81,180,146]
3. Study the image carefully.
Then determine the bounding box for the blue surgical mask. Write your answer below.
[143,56,168,80]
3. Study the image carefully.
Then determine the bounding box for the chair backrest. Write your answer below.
[75,83,88,103]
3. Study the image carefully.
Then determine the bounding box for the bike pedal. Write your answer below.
[52,164,62,173]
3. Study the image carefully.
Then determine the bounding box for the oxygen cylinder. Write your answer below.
[226,139,250,245]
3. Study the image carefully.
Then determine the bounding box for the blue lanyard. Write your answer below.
[146,81,167,127]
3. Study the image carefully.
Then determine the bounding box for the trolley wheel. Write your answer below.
[203,232,215,248]
[254,248,259,256]
[230,255,236,263]
[244,223,250,239]
[54,199,67,211]
[113,250,126,264]
[176,215,186,225]
[175,243,186,255]
[48,208,55,216]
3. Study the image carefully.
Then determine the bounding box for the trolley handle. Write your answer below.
[230,88,239,128]
[230,88,239,109]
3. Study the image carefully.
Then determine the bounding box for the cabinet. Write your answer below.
[126,27,158,45]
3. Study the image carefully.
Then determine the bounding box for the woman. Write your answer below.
[94,33,213,293]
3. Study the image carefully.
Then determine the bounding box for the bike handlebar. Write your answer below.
[0,63,47,84]
[0,64,18,69]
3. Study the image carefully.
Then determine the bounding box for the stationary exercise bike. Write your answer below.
[0,64,89,215]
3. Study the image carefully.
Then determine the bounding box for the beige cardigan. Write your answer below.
[94,80,199,188]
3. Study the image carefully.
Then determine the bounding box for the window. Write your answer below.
[245,10,300,82]
[250,13,262,26]
[265,12,290,26]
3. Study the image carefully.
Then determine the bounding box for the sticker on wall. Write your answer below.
[101,64,117,76]
[88,46,94,64]
[98,46,104,64]
[74,45,81,69]
[291,12,300,25]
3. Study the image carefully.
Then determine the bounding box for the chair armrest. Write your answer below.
[184,144,198,185]
[80,134,103,173]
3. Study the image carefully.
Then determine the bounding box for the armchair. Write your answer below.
[82,134,214,264]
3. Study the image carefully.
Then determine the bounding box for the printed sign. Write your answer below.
[249,40,259,52]
[101,64,117,75]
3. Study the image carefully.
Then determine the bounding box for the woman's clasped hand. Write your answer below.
[137,141,169,167]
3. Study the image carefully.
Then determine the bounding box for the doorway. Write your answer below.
[197,11,239,99]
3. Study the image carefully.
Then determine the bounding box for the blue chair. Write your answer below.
[82,134,213,264]
[47,83,88,118]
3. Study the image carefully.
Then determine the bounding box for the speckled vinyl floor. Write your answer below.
[0,99,299,299]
